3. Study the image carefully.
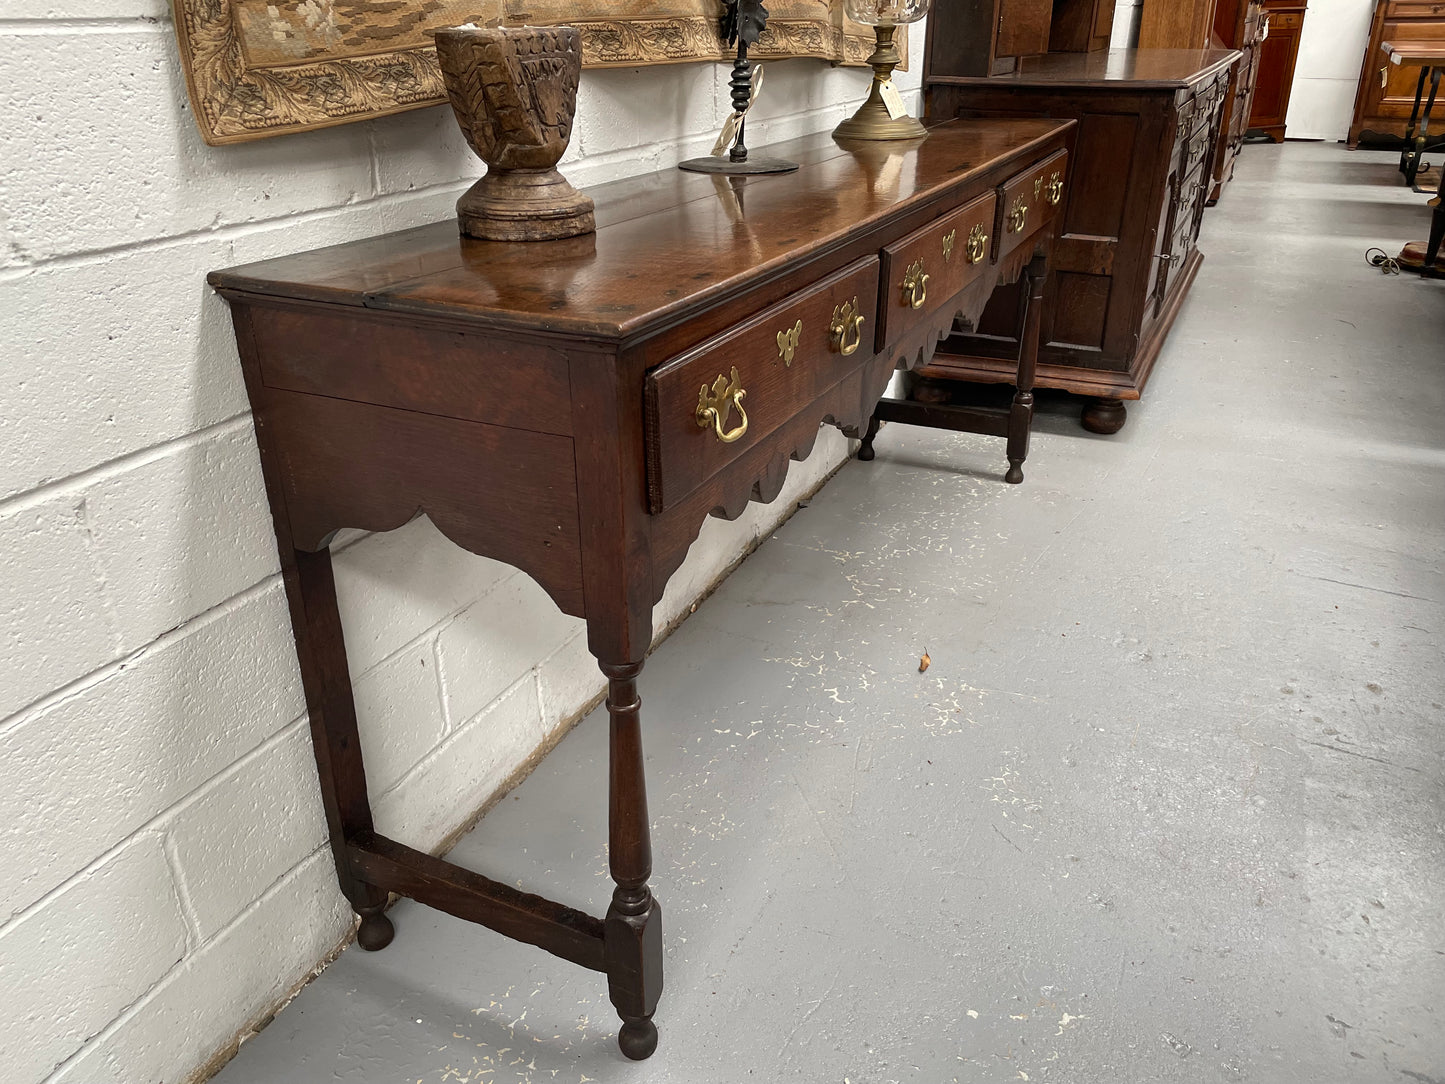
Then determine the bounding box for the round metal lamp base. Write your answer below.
[833,102,929,142]
[678,155,799,175]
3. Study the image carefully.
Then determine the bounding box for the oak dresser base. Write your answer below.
[212,120,1075,1060]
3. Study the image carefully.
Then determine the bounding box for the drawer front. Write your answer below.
[877,191,997,348]
[645,256,880,513]
[1182,73,1228,137]
[996,149,1070,263]
[1183,122,1215,178]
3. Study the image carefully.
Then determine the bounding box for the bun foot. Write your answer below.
[1004,459,1024,484]
[356,907,394,951]
[1081,397,1127,435]
[618,1017,658,1060]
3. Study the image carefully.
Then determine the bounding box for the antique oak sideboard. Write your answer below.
[924,48,1236,433]
[209,118,1073,1060]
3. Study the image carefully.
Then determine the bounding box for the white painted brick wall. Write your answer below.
[0,7,923,1084]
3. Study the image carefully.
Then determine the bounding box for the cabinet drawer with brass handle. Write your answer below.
[995,148,1069,264]
[643,256,880,513]
[876,189,996,348]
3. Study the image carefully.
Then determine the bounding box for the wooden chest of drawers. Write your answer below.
[924,48,1237,432]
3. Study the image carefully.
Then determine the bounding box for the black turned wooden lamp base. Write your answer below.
[678,154,798,175]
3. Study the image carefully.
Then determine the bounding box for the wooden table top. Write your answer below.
[210,118,1073,341]
[1382,40,1445,65]
[926,47,1239,90]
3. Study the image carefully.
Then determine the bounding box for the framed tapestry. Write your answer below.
[173,1,901,145]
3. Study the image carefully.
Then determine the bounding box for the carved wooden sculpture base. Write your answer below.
[457,169,596,242]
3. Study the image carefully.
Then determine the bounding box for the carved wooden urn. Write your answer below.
[433,25,595,242]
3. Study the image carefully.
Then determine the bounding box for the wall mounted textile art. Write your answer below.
[173,1,901,145]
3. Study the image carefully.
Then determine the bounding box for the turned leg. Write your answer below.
[1426,161,1445,269]
[857,413,882,461]
[1401,67,1429,180]
[1081,397,1128,435]
[285,547,393,950]
[1005,254,1046,485]
[1408,68,1441,187]
[600,661,663,1060]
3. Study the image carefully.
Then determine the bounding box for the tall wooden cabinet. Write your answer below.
[1049,0,1116,52]
[1139,0,1219,49]
[1248,0,1308,141]
[1350,0,1445,145]
[925,0,1055,76]
[924,49,1237,431]
[1209,0,1266,200]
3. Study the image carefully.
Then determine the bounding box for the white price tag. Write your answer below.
[879,78,908,121]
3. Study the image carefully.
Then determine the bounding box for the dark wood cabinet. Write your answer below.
[1209,0,1266,200]
[925,48,1237,430]
[1139,0,1219,50]
[1248,0,1307,140]
[925,0,1055,77]
[1049,0,1116,52]
[1350,0,1445,145]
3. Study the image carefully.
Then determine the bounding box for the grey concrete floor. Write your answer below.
[214,142,1445,1084]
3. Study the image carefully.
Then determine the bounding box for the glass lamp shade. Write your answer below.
[842,0,930,26]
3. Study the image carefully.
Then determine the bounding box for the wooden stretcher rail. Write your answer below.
[348,831,607,972]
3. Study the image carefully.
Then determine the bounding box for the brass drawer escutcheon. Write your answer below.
[776,319,802,366]
[942,228,957,263]
[901,260,929,309]
[829,298,866,356]
[1006,196,1029,234]
[696,366,748,443]
[966,222,988,264]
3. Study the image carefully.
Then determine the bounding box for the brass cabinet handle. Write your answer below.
[902,259,929,309]
[1381,65,1389,90]
[696,366,748,443]
[776,319,801,367]
[1046,172,1064,206]
[942,228,957,263]
[829,297,865,356]
[1006,196,1029,234]
[966,222,988,264]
